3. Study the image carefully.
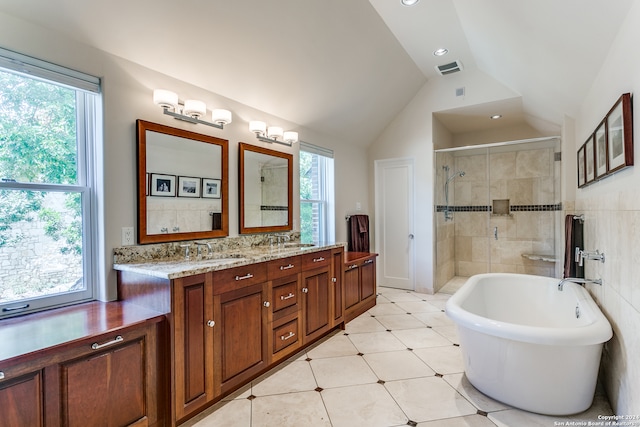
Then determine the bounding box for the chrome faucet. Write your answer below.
[557,277,602,291]
[195,241,213,259]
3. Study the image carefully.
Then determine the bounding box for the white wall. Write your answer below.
[0,11,369,301]
[369,69,519,294]
[572,0,640,415]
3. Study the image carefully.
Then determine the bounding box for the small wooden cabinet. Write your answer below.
[344,252,378,322]
[0,303,163,427]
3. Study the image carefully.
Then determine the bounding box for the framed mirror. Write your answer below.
[239,142,293,234]
[136,120,229,244]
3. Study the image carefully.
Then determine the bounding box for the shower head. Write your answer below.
[446,170,465,184]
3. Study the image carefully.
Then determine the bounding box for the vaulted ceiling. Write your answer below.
[0,0,634,146]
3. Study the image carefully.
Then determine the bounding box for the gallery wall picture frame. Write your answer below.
[577,144,586,188]
[606,93,633,174]
[150,173,176,197]
[594,121,608,179]
[178,176,201,198]
[585,135,595,184]
[202,178,222,199]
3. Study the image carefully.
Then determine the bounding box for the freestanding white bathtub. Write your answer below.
[445,273,613,415]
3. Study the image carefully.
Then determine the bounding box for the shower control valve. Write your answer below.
[577,249,605,266]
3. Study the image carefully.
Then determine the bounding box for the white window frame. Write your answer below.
[0,47,101,318]
[300,142,335,243]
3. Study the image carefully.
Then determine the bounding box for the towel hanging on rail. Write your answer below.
[347,214,369,252]
[563,214,584,278]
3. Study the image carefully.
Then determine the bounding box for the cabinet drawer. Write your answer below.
[272,318,299,354]
[267,256,301,280]
[213,263,267,294]
[301,250,331,270]
[271,279,299,313]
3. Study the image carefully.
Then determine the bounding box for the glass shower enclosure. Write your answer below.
[434,137,562,291]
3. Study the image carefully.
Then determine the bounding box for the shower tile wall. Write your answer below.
[436,146,558,288]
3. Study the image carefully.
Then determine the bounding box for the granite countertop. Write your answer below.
[113,242,346,280]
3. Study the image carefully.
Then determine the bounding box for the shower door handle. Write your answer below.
[493,227,498,240]
[408,234,414,240]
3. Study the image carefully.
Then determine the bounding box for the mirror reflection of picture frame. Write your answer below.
[202,178,221,199]
[594,122,607,179]
[607,93,633,173]
[178,176,201,198]
[150,173,176,197]
[585,136,595,184]
[577,145,586,188]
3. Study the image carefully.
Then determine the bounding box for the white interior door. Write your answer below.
[375,158,414,290]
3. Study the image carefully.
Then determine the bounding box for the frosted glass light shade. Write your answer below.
[267,126,283,139]
[183,99,206,118]
[249,121,267,135]
[153,89,178,109]
[283,131,298,143]
[212,109,232,125]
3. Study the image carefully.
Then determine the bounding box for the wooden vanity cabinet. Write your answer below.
[213,263,269,396]
[344,252,378,322]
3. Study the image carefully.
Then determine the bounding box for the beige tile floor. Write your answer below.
[183,283,613,427]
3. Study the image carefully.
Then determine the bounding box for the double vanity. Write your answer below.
[115,240,377,425]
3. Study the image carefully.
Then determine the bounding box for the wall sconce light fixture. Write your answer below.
[153,89,232,129]
[249,120,298,146]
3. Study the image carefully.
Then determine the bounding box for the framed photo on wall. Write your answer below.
[577,144,586,187]
[585,135,595,184]
[150,173,176,197]
[178,176,201,198]
[202,178,221,199]
[594,122,607,179]
[607,93,633,173]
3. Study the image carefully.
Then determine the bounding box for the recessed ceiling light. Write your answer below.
[433,48,449,56]
[490,114,503,120]
[401,0,419,6]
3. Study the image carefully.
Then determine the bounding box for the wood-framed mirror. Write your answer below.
[239,142,293,234]
[136,120,229,244]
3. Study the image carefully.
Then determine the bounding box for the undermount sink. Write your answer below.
[282,242,316,248]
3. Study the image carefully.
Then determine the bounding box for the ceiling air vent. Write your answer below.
[435,60,463,76]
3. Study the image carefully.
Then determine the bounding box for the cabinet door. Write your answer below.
[344,263,360,310]
[214,283,269,395]
[173,273,214,420]
[301,266,331,343]
[0,371,43,427]
[331,248,344,326]
[360,258,376,302]
[61,338,146,427]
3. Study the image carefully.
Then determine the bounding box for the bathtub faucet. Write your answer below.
[557,277,603,291]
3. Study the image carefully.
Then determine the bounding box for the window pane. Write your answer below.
[300,151,319,201]
[0,189,84,303]
[0,70,78,185]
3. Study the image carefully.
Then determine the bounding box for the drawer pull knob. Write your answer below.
[207,320,215,328]
[364,259,373,264]
[235,273,254,281]
[91,335,123,350]
[263,301,271,308]
[0,371,4,381]
[302,287,309,293]
[280,264,295,270]
[280,293,295,300]
[280,332,295,341]
[332,277,337,283]
[313,257,325,262]
[349,264,358,269]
